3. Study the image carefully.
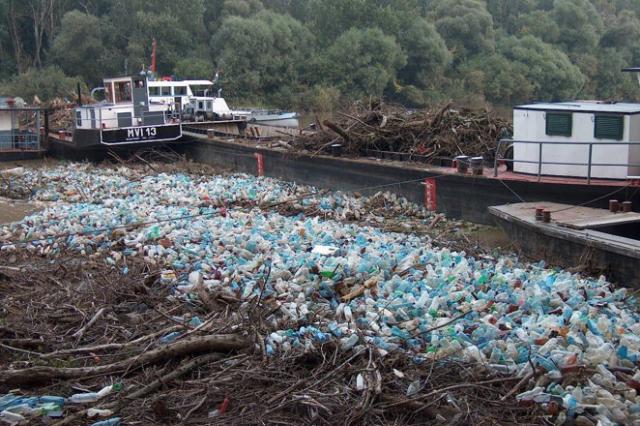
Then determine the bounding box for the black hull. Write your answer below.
[48,136,187,162]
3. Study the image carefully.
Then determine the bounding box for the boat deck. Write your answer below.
[489,202,640,286]
[490,201,640,230]
[427,164,638,187]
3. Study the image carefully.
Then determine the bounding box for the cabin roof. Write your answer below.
[148,80,213,86]
[515,101,640,114]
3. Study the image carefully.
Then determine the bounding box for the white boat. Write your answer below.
[233,108,300,128]
[147,79,248,122]
[72,75,181,147]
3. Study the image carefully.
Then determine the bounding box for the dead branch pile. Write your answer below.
[45,95,95,131]
[294,100,511,161]
[48,107,74,131]
[0,251,543,425]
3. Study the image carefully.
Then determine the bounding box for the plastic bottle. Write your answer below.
[90,418,121,426]
[68,393,101,404]
[69,384,121,404]
[0,410,26,425]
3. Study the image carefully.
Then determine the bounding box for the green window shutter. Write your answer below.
[594,115,624,140]
[545,113,572,136]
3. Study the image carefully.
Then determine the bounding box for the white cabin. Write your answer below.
[76,76,167,130]
[148,80,221,110]
[513,102,640,179]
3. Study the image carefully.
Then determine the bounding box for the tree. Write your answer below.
[304,0,423,44]
[174,58,215,80]
[429,0,495,59]
[494,35,585,102]
[210,11,314,105]
[0,66,85,101]
[593,48,640,100]
[322,28,406,99]
[50,11,103,85]
[397,18,450,88]
[515,10,560,43]
[102,0,207,75]
[551,0,603,53]
[486,0,537,33]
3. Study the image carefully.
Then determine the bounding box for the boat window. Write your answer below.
[161,86,172,96]
[207,101,213,111]
[545,112,572,137]
[190,85,211,97]
[114,81,132,103]
[104,84,113,103]
[148,86,160,96]
[175,86,187,96]
[75,111,82,127]
[594,115,624,140]
[198,101,204,110]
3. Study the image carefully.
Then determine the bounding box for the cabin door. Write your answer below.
[174,96,182,116]
[131,77,149,120]
[90,109,96,129]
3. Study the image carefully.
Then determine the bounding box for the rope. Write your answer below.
[549,182,634,213]
[497,179,526,203]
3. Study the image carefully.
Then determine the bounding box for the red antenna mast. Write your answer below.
[150,38,157,74]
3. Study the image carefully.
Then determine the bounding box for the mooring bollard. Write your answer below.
[542,210,551,223]
[470,156,484,176]
[622,201,633,212]
[535,207,544,221]
[609,199,620,213]
[454,155,469,174]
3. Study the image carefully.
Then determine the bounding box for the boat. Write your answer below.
[147,79,248,122]
[233,108,300,128]
[59,75,182,149]
[0,96,46,161]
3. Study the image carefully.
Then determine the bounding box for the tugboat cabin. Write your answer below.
[73,75,181,148]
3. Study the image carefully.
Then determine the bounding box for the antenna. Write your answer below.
[150,38,157,74]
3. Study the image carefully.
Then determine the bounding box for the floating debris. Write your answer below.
[0,164,639,424]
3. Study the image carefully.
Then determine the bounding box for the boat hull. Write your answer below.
[66,123,182,149]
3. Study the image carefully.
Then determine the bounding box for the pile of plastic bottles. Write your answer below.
[2,164,640,424]
[0,385,120,425]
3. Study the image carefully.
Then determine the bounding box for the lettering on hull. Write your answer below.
[126,127,157,139]
[101,125,181,145]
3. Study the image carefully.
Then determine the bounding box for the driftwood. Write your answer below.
[0,334,249,386]
[294,100,511,160]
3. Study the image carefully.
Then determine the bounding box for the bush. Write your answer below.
[0,66,86,103]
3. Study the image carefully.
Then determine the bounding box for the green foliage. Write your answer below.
[323,28,406,99]
[551,0,603,52]
[1,0,640,108]
[0,66,85,101]
[211,11,313,104]
[50,11,103,85]
[174,58,215,80]
[474,35,585,104]
[429,0,496,58]
[396,18,450,88]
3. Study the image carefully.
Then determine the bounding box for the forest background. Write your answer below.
[1,0,640,111]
